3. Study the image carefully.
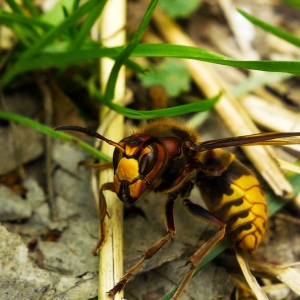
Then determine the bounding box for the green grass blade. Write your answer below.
[0,24,32,48]
[0,47,112,87]
[0,47,145,87]
[0,111,111,161]
[0,11,53,31]
[133,44,232,60]
[5,0,24,14]
[3,42,300,87]
[282,0,300,10]
[23,0,40,17]
[267,174,300,215]
[3,43,300,87]
[72,0,81,11]
[132,44,300,74]
[237,8,300,48]
[70,0,107,50]
[0,11,44,45]
[88,80,219,119]
[103,0,159,103]
[108,99,218,119]
[19,0,100,59]
[107,95,219,119]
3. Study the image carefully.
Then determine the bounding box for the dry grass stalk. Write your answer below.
[275,158,300,174]
[236,250,269,300]
[35,77,57,220]
[218,0,259,60]
[242,95,300,154]
[98,117,124,300]
[97,0,126,299]
[152,8,294,198]
[250,261,300,296]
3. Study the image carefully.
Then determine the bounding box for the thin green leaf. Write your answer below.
[3,42,300,87]
[107,95,219,119]
[5,0,24,14]
[0,11,53,31]
[0,111,111,161]
[71,0,81,39]
[0,23,32,48]
[133,44,232,60]
[70,0,107,50]
[23,0,40,17]
[237,8,300,48]
[0,47,146,87]
[90,84,219,119]
[72,0,81,11]
[19,0,100,59]
[61,5,75,39]
[132,44,300,75]
[0,11,44,45]
[267,174,300,215]
[0,47,108,87]
[282,0,300,10]
[62,5,69,18]
[103,0,159,103]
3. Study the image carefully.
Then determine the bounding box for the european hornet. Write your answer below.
[55,119,300,298]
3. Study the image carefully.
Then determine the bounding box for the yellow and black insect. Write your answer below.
[55,119,300,299]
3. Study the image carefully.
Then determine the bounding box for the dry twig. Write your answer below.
[96,0,126,299]
[35,75,57,221]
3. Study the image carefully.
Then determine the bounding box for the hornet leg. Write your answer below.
[173,199,226,299]
[108,196,177,297]
[93,182,115,255]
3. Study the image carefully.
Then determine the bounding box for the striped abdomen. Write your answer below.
[197,149,267,253]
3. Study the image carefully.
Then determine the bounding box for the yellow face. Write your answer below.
[116,157,139,183]
[112,134,166,204]
[114,157,148,203]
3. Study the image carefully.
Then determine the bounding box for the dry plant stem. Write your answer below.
[249,260,300,295]
[35,76,57,221]
[98,118,124,300]
[236,250,269,300]
[98,0,126,299]
[275,158,300,174]
[242,95,300,154]
[218,0,258,59]
[152,8,293,198]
